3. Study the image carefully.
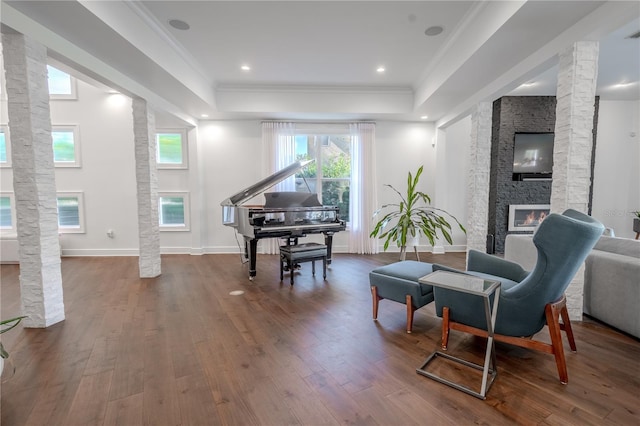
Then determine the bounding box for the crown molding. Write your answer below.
[121,0,211,84]
[216,84,413,95]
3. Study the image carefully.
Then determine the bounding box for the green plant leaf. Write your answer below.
[0,316,26,359]
[0,342,8,359]
[370,166,466,258]
[0,316,26,334]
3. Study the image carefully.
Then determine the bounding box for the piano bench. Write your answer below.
[279,243,328,285]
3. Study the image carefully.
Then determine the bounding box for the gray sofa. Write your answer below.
[583,236,640,339]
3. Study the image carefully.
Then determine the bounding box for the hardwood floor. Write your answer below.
[1,253,639,425]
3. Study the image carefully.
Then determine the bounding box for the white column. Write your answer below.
[466,102,493,255]
[2,32,65,327]
[551,41,599,320]
[132,97,161,278]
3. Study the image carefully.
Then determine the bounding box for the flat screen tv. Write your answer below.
[512,133,554,179]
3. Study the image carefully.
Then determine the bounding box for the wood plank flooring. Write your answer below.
[1,253,639,425]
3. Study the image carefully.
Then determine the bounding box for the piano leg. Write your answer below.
[324,233,334,265]
[246,237,258,280]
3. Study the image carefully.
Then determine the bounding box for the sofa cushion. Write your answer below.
[369,260,433,302]
[593,236,640,259]
[584,249,640,338]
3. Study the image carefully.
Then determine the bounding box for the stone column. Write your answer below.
[551,41,599,320]
[2,32,65,327]
[466,102,493,255]
[132,97,161,278]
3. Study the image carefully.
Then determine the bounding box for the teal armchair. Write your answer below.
[433,209,604,384]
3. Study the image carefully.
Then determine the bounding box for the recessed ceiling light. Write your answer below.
[168,19,190,30]
[377,66,385,73]
[420,115,428,120]
[241,65,251,71]
[424,26,444,36]
[201,113,209,118]
[612,81,637,89]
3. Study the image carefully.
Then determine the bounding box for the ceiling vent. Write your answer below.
[626,30,640,39]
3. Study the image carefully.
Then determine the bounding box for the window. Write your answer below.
[47,65,77,99]
[159,192,190,231]
[0,192,16,234]
[0,125,10,167]
[156,129,188,169]
[294,134,351,222]
[52,125,81,167]
[57,192,85,233]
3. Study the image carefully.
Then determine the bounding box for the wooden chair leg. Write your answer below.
[559,301,577,352]
[406,295,415,334]
[371,286,380,320]
[442,306,450,350]
[545,300,569,384]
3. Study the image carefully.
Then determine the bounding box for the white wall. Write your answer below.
[374,122,441,253]
[440,116,472,250]
[53,89,140,255]
[1,80,142,255]
[196,120,449,254]
[197,120,264,252]
[591,100,640,239]
[9,80,633,259]
[3,78,472,257]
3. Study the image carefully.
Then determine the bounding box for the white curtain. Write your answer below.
[349,122,379,254]
[262,121,296,253]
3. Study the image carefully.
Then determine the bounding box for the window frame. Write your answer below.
[51,125,81,167]
[0,125,11,168]
[293,132,352,223]
[56,192,86,234]
[158,192,190,231]
[47,65,78,100]
[156,128,188,169]
[0,192,17,236]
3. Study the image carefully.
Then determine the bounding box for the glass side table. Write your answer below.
[416,271,501,399]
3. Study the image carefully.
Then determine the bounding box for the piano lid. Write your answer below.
[221,159,314,206]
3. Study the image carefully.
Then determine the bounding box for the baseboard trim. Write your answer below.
[56,244,466,257]
[61,249,139,257]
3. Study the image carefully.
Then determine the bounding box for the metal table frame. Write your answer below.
[416,271,501,399]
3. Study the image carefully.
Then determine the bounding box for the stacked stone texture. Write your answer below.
[2,33,65,327]
[466,102,493,254]
[132,97,161,278]
[552,41,599,320]
[489,96,556,253]
[552,41,599,214]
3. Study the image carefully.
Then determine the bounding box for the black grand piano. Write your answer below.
[221,160,346,280]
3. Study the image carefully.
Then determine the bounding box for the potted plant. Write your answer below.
[370,166,466,261]
[633,211,640,239]
[1,316,26,378]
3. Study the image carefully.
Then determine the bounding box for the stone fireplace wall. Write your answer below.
[488,96,598,254]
